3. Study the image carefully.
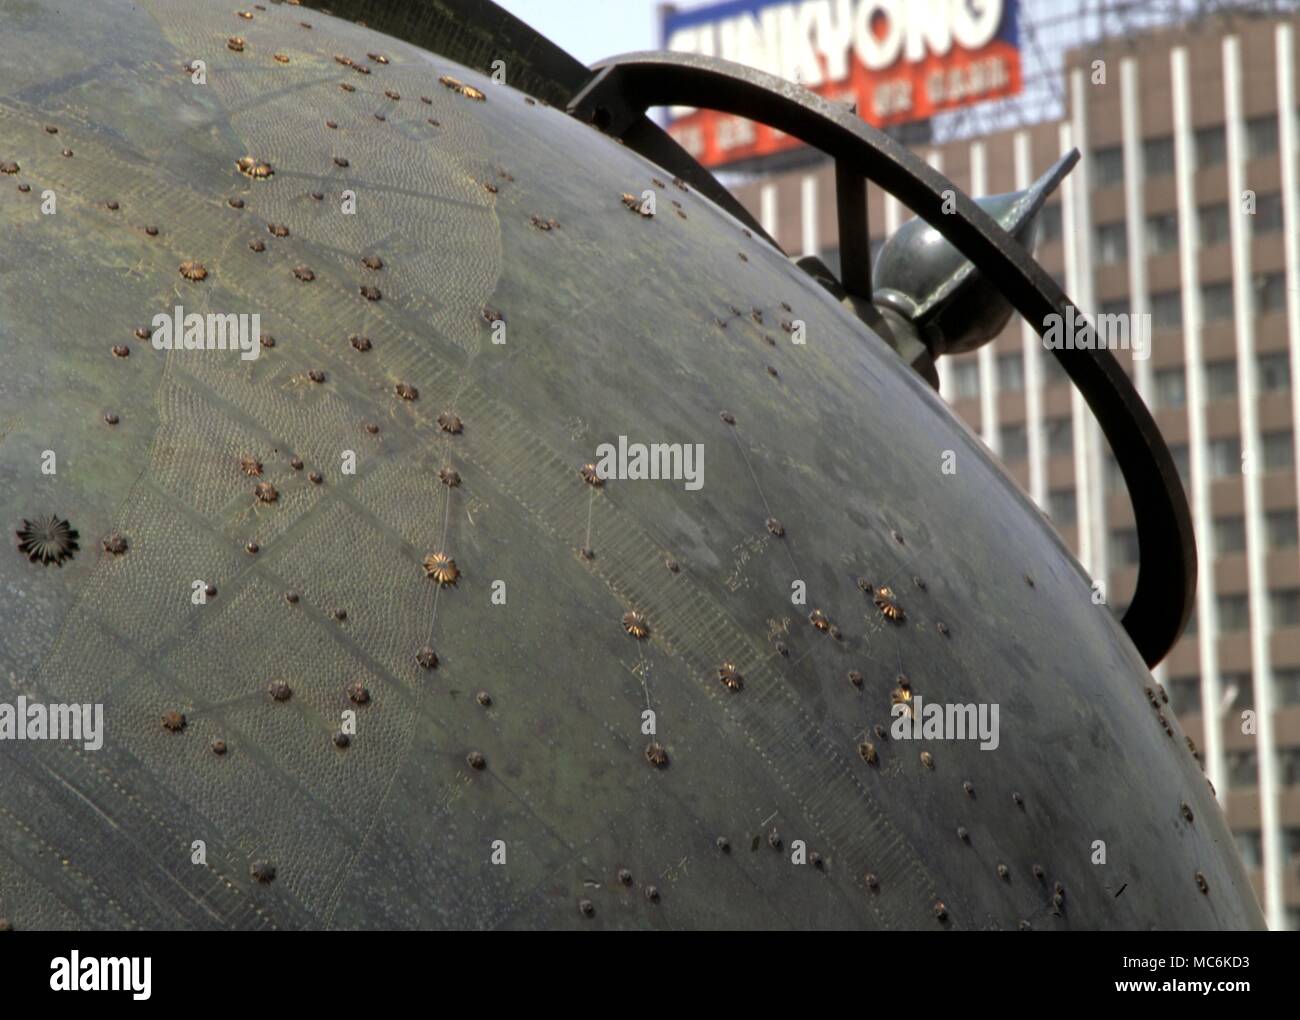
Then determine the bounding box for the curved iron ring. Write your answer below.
[568,51,1194,668]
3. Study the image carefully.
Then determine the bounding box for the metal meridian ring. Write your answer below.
[568,51,1195,668]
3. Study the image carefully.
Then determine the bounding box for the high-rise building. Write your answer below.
[705,3,1300,929]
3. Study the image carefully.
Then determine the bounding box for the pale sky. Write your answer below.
[495,0,666,66]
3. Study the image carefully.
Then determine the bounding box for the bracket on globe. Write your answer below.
[568,51,1194,668]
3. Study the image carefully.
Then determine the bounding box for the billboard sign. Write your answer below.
[661,0,1022,167]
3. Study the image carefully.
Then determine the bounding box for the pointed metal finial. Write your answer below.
[872,150,1079,364]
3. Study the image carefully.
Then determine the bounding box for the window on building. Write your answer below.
[1155,366,1186,409]
[1095,221,1128,264]
[1224,673,1254,710]
[1201,281,1235,321]
[1109,528,1140,566]
[1285,826,1300,863]
[1234,830,1262,869]
[1277,668,1300,706]
[1282,747,1300,785]
[1141,135,1174,176]
[1144,210,1180,255]
[1098,296,1130,317]
[1256,351,1291,392]
[1262,430,1295,471]
[1209,436,1242,477]
[1168,675,1200,713]
[999,423,1028,461]
[1198,202,1230,246]
[1267,509,1299,549]
[1270,588,1300,629]
[1038,203,1063,244]
[1253,190,1284,233]
[1092,145,1125,188]
[1046,416,1073,455]
[952,359,980,400]
[997,352,1024,392]
[1217,593,1250,631]
[1205,359,1238,400]
[1255,271,1287,314]
[1195,124,1226,168]
[1168,442,1190,483]
[1246,113,1279,159]
[1151,289,1183,329]
[1214,515,1246,554]
[1227,749,1257,787]
[1048,488,1076,525]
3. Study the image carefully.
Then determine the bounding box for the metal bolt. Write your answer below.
[250,860,276,883]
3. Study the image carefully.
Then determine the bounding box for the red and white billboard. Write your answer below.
[662,0,1022,167]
